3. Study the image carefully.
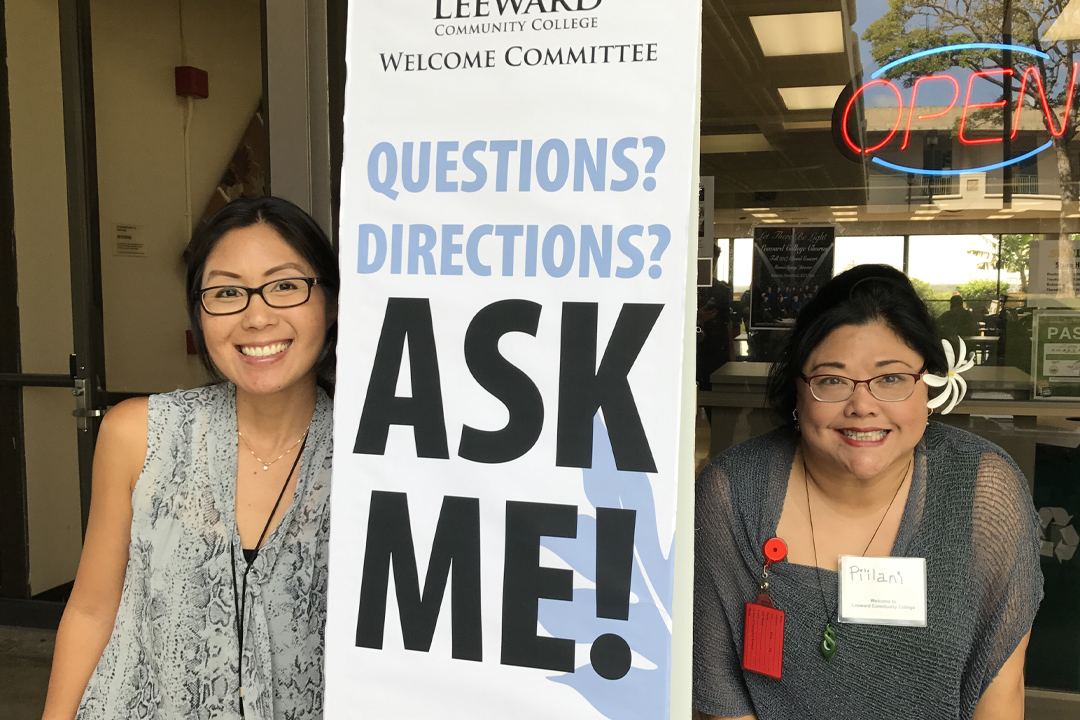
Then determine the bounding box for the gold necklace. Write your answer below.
[804,455,911,661]
[238,426,309,471]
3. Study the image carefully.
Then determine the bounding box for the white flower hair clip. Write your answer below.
[923,337,975,415]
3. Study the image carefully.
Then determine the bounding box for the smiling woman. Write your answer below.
[694,265,1043,720]
[41,197,340,720]
[185,199,340,396]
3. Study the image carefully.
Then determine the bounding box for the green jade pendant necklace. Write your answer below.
[804,456,910,662]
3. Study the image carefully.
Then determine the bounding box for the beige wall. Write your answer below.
[7,0,83,595]
[93,0,263,393]
[9,0,72,377]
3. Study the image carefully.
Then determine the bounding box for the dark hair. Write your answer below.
[949,294,965,310]
[184,196,339,394]
[765,264,946,423]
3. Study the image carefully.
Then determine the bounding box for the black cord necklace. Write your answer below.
[231,434,307,717]
[803,454,910,662]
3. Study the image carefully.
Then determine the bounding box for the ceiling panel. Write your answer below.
[700,0,868,211]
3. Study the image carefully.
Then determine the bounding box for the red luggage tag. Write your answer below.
[742,538,787,680]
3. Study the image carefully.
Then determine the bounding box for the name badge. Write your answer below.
[837,556,926,627]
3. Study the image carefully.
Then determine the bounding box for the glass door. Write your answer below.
[0,0,105,604]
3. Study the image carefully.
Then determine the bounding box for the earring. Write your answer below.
[792,409,800,431]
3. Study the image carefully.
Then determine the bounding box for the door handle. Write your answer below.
[71,377,105,431]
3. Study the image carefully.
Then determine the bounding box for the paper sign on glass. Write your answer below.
[837,555,927,627]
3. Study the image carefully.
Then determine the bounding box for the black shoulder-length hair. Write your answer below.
[184,196,339,395]
[765,264,946,424]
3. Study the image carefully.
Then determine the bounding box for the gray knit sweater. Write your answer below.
[694,422,1043,719]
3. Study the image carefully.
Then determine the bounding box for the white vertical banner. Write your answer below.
[326,2,701,719]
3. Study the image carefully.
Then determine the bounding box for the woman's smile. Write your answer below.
[237,340,293,359]
[797,321,928,483]
[200,224,329,395]
[835,427,891,445]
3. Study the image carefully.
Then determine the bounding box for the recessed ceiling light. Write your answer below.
[700,134,772,153]
[761,219,787,223]
[778,85,846,111]
[830,205,858,210]
[744,207,770,211]
[749,12,845,57]
[985,215,1015,219]
[784,120,834,131]
[751,212,779,218]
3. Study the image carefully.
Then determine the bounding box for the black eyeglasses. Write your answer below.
[200,277,321,316]
[800,371,924,403]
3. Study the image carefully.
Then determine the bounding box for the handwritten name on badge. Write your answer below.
[838,556,927,627]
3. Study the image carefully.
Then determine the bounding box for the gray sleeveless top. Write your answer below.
[694,422,1043,720]
[77,383,333,720]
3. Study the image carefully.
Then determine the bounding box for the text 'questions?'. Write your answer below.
[359,136,675,280]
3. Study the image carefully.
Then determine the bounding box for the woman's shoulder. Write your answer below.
[313,386,333,424]
[697,425,794,511]
[923,420,1001,452]
[96,385,226,484]
[922,422,1022,476]
[101,394,149,430]
[127,383,232,451]
[97,396,150,479]
[141,382,231,424]
[311,387,335,467]
[149,382,230,409]
[708,425,795,474]
[923,423,1036,527]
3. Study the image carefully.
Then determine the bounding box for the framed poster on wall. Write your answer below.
[749,225,834,330]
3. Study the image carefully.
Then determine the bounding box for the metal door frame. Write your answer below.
[0,0,28,601]
[58,0,107,535]
[0,0,103,610]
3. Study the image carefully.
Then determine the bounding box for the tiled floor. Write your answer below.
[0,625,54,720]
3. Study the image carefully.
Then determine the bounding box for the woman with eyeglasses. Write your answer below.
[694,264,1042,720]
[42,197,339,720]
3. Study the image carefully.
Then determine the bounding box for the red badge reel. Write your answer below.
[742,537,787,680]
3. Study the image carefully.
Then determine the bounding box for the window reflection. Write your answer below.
[701,0,1080,699]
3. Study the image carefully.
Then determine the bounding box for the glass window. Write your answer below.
[834,236,903,272]
[700,0,1080,702]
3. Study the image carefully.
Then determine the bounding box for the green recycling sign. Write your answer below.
[1033,311,1080,400]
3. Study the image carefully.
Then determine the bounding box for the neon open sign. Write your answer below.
[834,43,1077,176]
